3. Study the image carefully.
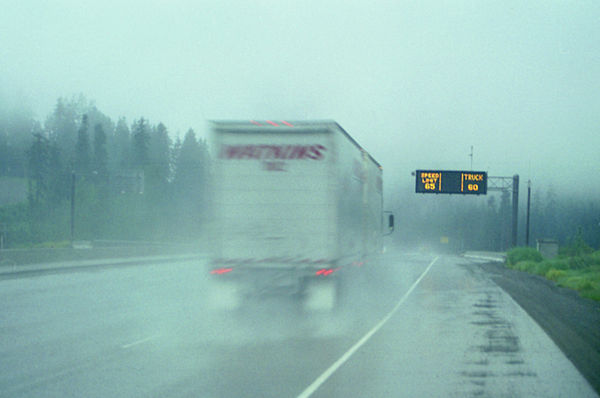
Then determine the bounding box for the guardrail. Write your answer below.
[462,251,507,263]
[0,253,202,277]
[0,240,202,269]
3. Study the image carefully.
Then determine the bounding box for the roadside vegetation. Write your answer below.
[2,94,600,252]
[506,232,600,301]
[0,95,210,248]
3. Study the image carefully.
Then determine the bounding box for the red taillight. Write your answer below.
[266,120,279,126]
[316,267,339,276]
[211,267,233,275]
[281,120,294,127]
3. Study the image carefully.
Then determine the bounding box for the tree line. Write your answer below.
[1,96,598,250]
[0,95,210,246]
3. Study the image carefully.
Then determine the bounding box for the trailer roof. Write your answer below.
[210,120,382,169]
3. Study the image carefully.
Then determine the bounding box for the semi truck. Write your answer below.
[207,120,393,311]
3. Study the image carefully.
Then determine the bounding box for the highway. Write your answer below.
[0,253,596,397]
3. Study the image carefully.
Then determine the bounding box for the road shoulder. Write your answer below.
[474,260,600,395]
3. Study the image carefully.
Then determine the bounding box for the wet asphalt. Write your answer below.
[0,253,596,397]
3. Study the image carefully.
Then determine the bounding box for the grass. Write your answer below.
[506,246,600,302]
[507,247,543,266]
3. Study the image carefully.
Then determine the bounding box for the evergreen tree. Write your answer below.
[112,117,130,170]
[27,132,51,205]
[131,118,150,169]
[47,138,68,203]
[1,106,37,177]
[172,128,210,234]
[499,190,511,250]
[484,195,502,250]
[45,97,80,161]
[75,114,91,175]
[0,129,8,176]
[543,185,559,239]
[86,105,114,146]
[93,123,108,183]
[148,122,171,188]
[171,135,182,180]
[173,129,201,195]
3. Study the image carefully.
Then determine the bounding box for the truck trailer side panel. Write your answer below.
[211,126,337,269]
[334,125,383,266]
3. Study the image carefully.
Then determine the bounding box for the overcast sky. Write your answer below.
[1,0,599,197]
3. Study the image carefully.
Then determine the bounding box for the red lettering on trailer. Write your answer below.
[220,145,327,160]
[308,145,326,160]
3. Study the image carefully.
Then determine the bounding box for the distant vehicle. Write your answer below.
[207,120,393,311]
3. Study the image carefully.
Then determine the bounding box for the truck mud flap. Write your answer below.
[303,279,338,312]
[207,280,242,311]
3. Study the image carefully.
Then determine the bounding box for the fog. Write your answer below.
[1,0,599,199]
[2,4,599,394]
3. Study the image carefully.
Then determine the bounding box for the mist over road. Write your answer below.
[0,253,596,397]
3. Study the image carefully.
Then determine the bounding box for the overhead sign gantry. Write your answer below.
[415,170,488,195]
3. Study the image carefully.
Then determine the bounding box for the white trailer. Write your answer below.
[208,120,392,311]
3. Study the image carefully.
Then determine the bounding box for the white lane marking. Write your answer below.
[121,334,159,349]
[297,256,440,398]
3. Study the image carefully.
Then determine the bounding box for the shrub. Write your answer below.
[588,251,600,266]
[560,227,594,257]
[560,275,595,291]
[546,269,567,282]
[514,260,538,272]
[506,243,600,302]
[546,258,569,270]
[581,289,600,301]
[507,247,543,266]
[567,256,591,270]
[533,261,553,276]
[575,279,594,291]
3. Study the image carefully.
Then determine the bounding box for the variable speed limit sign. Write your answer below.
[415,170,487,195]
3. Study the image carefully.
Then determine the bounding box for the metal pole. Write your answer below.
[526,180,531,246]
[469,146,473,170]
[71,172,75,242]
[511,174,519,247]
[0,224,4,251]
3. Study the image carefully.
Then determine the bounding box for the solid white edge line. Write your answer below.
[296,256,440,398]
